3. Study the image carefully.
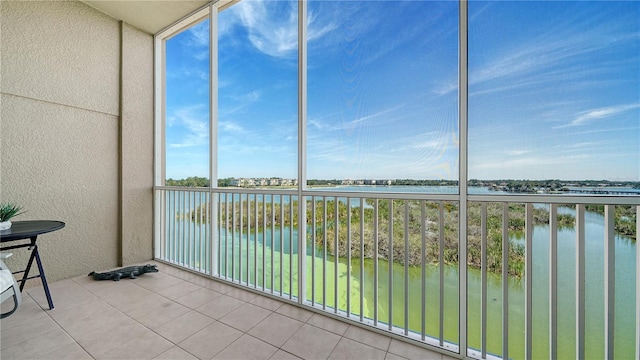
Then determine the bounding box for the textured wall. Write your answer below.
[121,23,154,265]
[1,1,154,282]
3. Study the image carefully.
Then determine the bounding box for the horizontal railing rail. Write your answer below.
[154,186,639,359]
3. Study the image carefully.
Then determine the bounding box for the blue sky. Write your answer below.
[165,0,639,182]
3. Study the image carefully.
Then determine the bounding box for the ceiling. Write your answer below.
[82,1,210,34]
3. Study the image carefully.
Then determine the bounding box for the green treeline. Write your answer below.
[185,200,636,278]
[166,176,209,187]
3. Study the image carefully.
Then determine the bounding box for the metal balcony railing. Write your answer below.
[154,186,639,359]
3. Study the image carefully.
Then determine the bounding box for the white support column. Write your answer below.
[209,3,219,276]
[458,0,469,357]
[297,0,307,305]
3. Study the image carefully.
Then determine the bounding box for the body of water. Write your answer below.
[162,187,637,359]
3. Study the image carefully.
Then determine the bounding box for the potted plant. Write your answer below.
[0,202,25,230]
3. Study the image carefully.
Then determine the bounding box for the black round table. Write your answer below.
[0,220,65,310]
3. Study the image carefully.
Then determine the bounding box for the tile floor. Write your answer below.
[1,262,455,360]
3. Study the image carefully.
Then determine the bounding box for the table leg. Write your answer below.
[19,240,38,292]
[17,236,54,310]
[33,246,54,310]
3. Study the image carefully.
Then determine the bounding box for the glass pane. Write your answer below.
[218,0,298,189]
[469,1,640,194]
[165,19,211,187]
[307,0,459,193]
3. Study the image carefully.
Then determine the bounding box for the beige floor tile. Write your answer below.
[269,350,302,360]
[77,319,149,356]
[27,278,98,311]
[135,273,184,292]
[0,295,50,330]
[213,334,278,360]
[174,287,223,309]
[343,325,392,351]
[178,321,243,359]
[385,353,408,360]
[328,337,387,360]
[250,294,284,311]
[153,346,198,360]
[219,302,272,332]
[281,324,341,360]
[275,303,313,322]
[0,328,75,359]
[387,339,443,360]
[204,279,235,294]
[1,310,62,349]
[127,299,190,328]
[98,282,160,312]
[46,296,118,327]
[248,312,304,347]
[154,310,215,343]
[157,280,202,300]
[99,330,174,359]
[38,342,93,359]
[307,314,349,335]
[50,302,132,343]
[226,287,260,302]
[195,294,245,319]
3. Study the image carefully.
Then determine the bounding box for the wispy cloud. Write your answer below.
[553,104,640,129]
[469,11,639,96]
[224,0,335,59]
[309,104,406,132]
[167,105,209,148]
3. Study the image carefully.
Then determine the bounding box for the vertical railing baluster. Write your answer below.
[636,205,640,360]
[280,195,284,296]
[549,204,558,360]
[239,193,243,284]
[360,198,365,322]
[245,195,249,285]
[225,194,230,278]
[199,192,203,271]
[218,193,223,277]
[576,204,586,360]
[334,198,339,313]
[161,190,165,261]
[248,194,252,286]
[289,195,294,300]
[481,202,487,358]
[189,191,194,268]
[323,197,327,310]
[262,197,266,290]
[271,194,275,293]
[374,198,379,326]
[502,202,509,360]
[290,195,294,299]
[232,193,236,282]
[312,196,316,306]
[604,205,615,360]
[254,194,259,288]
[171,191,176,263]
[389,199,394,330]
[525,203,533,360]
[439,201,445,347]
[182,190,186,266]
[421,200,426,341]
[404,201,409,335]
[347,197,351,316]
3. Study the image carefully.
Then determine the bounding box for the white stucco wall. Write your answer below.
[121,23,154,265]
[0,0,153,282]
